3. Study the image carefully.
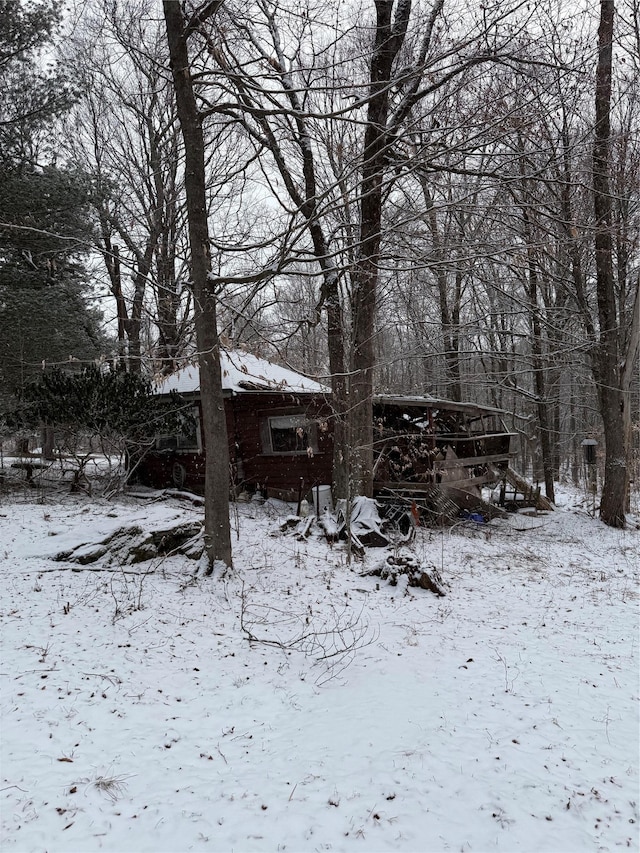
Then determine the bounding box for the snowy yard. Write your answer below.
[1,488,638,852]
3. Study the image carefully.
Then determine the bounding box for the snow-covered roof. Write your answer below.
[156,350,330,396]
[374,394,506,415]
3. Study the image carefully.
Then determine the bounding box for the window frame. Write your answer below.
[155,405,202,453]
[260,412,319,456]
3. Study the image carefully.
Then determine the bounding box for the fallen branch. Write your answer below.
[238,582,378,684]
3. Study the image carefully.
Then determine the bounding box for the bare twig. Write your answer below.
[238,581,378,684]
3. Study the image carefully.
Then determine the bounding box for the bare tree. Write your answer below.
[184,0,545,499]
[64,0,635,515]
[592,0,639,526]
[163,0,232,570]
[65,1,192,374]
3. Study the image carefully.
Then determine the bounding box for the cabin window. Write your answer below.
[156,406,201,451]
[261,414,318,455]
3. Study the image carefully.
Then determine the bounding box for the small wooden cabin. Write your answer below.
[135,350,515,506]
[135,350,334,498]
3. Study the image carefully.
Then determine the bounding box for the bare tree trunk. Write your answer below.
[524,220,556,504]
[125,261,147,375]
[622,281,640,509]
[41,425,55,461]
[323,274,349,500]
[155,191,182,375]
[350,0,410,497]
[100,236,127,363]
[163,0,232,570]
[593,0,627,528]
[417,172,463,402]
[99,230,145,374]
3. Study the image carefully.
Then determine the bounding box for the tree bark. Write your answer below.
[100,236,127,364]
[350,0,410,497]
[99,230,145,374]
[163,0,232,569]
[417,171,463,402]
[323,272,349,501]
[522,209,556,503]
[593,0,627,528]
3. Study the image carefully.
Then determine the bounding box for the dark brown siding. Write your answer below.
[135,392,333,496]
[230,394,333,494]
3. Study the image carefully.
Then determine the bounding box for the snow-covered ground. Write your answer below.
[1,486,638,853]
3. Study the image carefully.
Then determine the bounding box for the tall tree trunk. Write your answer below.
[100,230,145,374]
[351,0,410,497]
[163,0,232,569]
[514,135,556,503]
[524,226,556,503]
[324,273,349,501]
[593,0,627,528]
[100,236,127,363]
[41,425,55,461]
[155,194,181,374]
[621,280,640,510]
[417,171,463,401]
[125,264,146,375]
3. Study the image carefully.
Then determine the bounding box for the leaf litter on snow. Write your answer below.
[0,487,638,852]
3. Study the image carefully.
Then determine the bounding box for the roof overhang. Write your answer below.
[374,394,507,417]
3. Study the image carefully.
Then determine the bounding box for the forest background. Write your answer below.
[0,0,638,564]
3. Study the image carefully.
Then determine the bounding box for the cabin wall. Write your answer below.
[135,393,333,498]
[229,395,333,496]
